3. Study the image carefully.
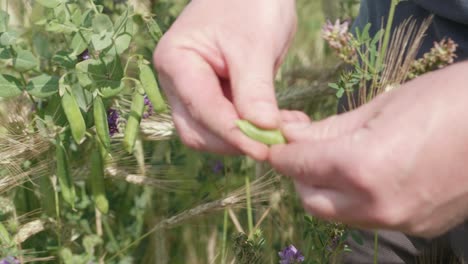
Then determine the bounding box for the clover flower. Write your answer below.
[322,19,357,64]
[278,245,305,264]
[408,38,458,79]
[0,257,20,264]
[212,160,224,174]
[107,108,120,136]
[143,95,154,119]
[78,49,90,61]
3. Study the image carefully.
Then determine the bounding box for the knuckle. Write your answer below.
[172,117,205,151]
[153,37,179,73]
[180,95,202,122]
[292,155,310,181]
[371,199,408,229]
[178,130,204,151]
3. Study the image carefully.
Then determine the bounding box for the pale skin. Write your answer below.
[154,0,468,238]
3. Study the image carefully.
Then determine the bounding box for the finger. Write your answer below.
[269,135,358,187]
[156,49,269,160]
[282,92,392,143]
[280,110,310,123]
[170,97,241,155]
[224,40,280,129]
[294,182,348,221]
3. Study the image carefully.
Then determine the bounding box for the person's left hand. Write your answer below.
[268,61,468,238]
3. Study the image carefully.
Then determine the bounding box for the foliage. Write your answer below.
[0,0,359,263]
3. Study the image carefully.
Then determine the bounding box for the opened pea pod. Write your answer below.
[236,120,286,145]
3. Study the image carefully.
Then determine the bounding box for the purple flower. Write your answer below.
[212,160,224,174]
[78,49,90,61]
[107,108,120,136]
[278,245,305,264]
[0,257,20,264]
[143,95,154,119]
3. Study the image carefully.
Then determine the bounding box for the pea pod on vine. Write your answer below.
[55,137,76,208]
[123,86,145,154]
[61,89,86,144]
[138,61,167,113]
[89,141,109,214]
[93,96,111,150]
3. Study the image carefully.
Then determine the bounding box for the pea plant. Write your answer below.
[0,0,174,261]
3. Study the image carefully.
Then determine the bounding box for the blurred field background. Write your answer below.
[0,0,361,263]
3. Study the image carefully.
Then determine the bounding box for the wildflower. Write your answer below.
[278,245,305,264]
[0,257,20,264]
[107,108,120,136]
[212,160,224,174]
[78,49,90,61]
[322,19,357,64]
[408,38,458,79]
[143,95,154,119]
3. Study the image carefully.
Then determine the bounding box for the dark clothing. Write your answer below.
[353,0,468,60]
[340,0,468,263]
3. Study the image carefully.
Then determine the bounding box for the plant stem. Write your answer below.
[379,0,399,67]
[373,231,379,264]
[245,175,253,238]
[221,157,230,264]
[88,0,99,14]
[221,208,228,264]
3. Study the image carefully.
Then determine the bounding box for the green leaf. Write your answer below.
[45,20,78,33]
[52,51,77,69]
[328,82,340,90]
[111,10,134,54]
[33,32,52,59]
[91,32,113,51]
[336,88,345,98]
[0,10,9,33]
[35,0,63,8]
[0,31,18,46]
[13,49,38,72]
[0,74,23,98]
[0,48,11,60]
[92,14,113,34]
[97,79,124,98]
[76,59,106,88]
[71,31,92,56]
[26,74,59,98]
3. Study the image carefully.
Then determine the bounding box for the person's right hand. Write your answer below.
[154,0,298,160]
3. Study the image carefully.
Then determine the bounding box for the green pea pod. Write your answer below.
[138,62,167,113]
[62,89,86,144]
[93,96,111,150]
[56,137,76,208]
[39,175,56,217]
[123,89,145,153]
[146,18,163,42]
[90,144,109,214]
[236,120,286,145]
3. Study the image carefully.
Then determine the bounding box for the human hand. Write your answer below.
[269,62,468,238]
[154,0,297,160]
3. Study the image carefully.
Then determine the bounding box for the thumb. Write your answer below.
[225,45,280,129]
